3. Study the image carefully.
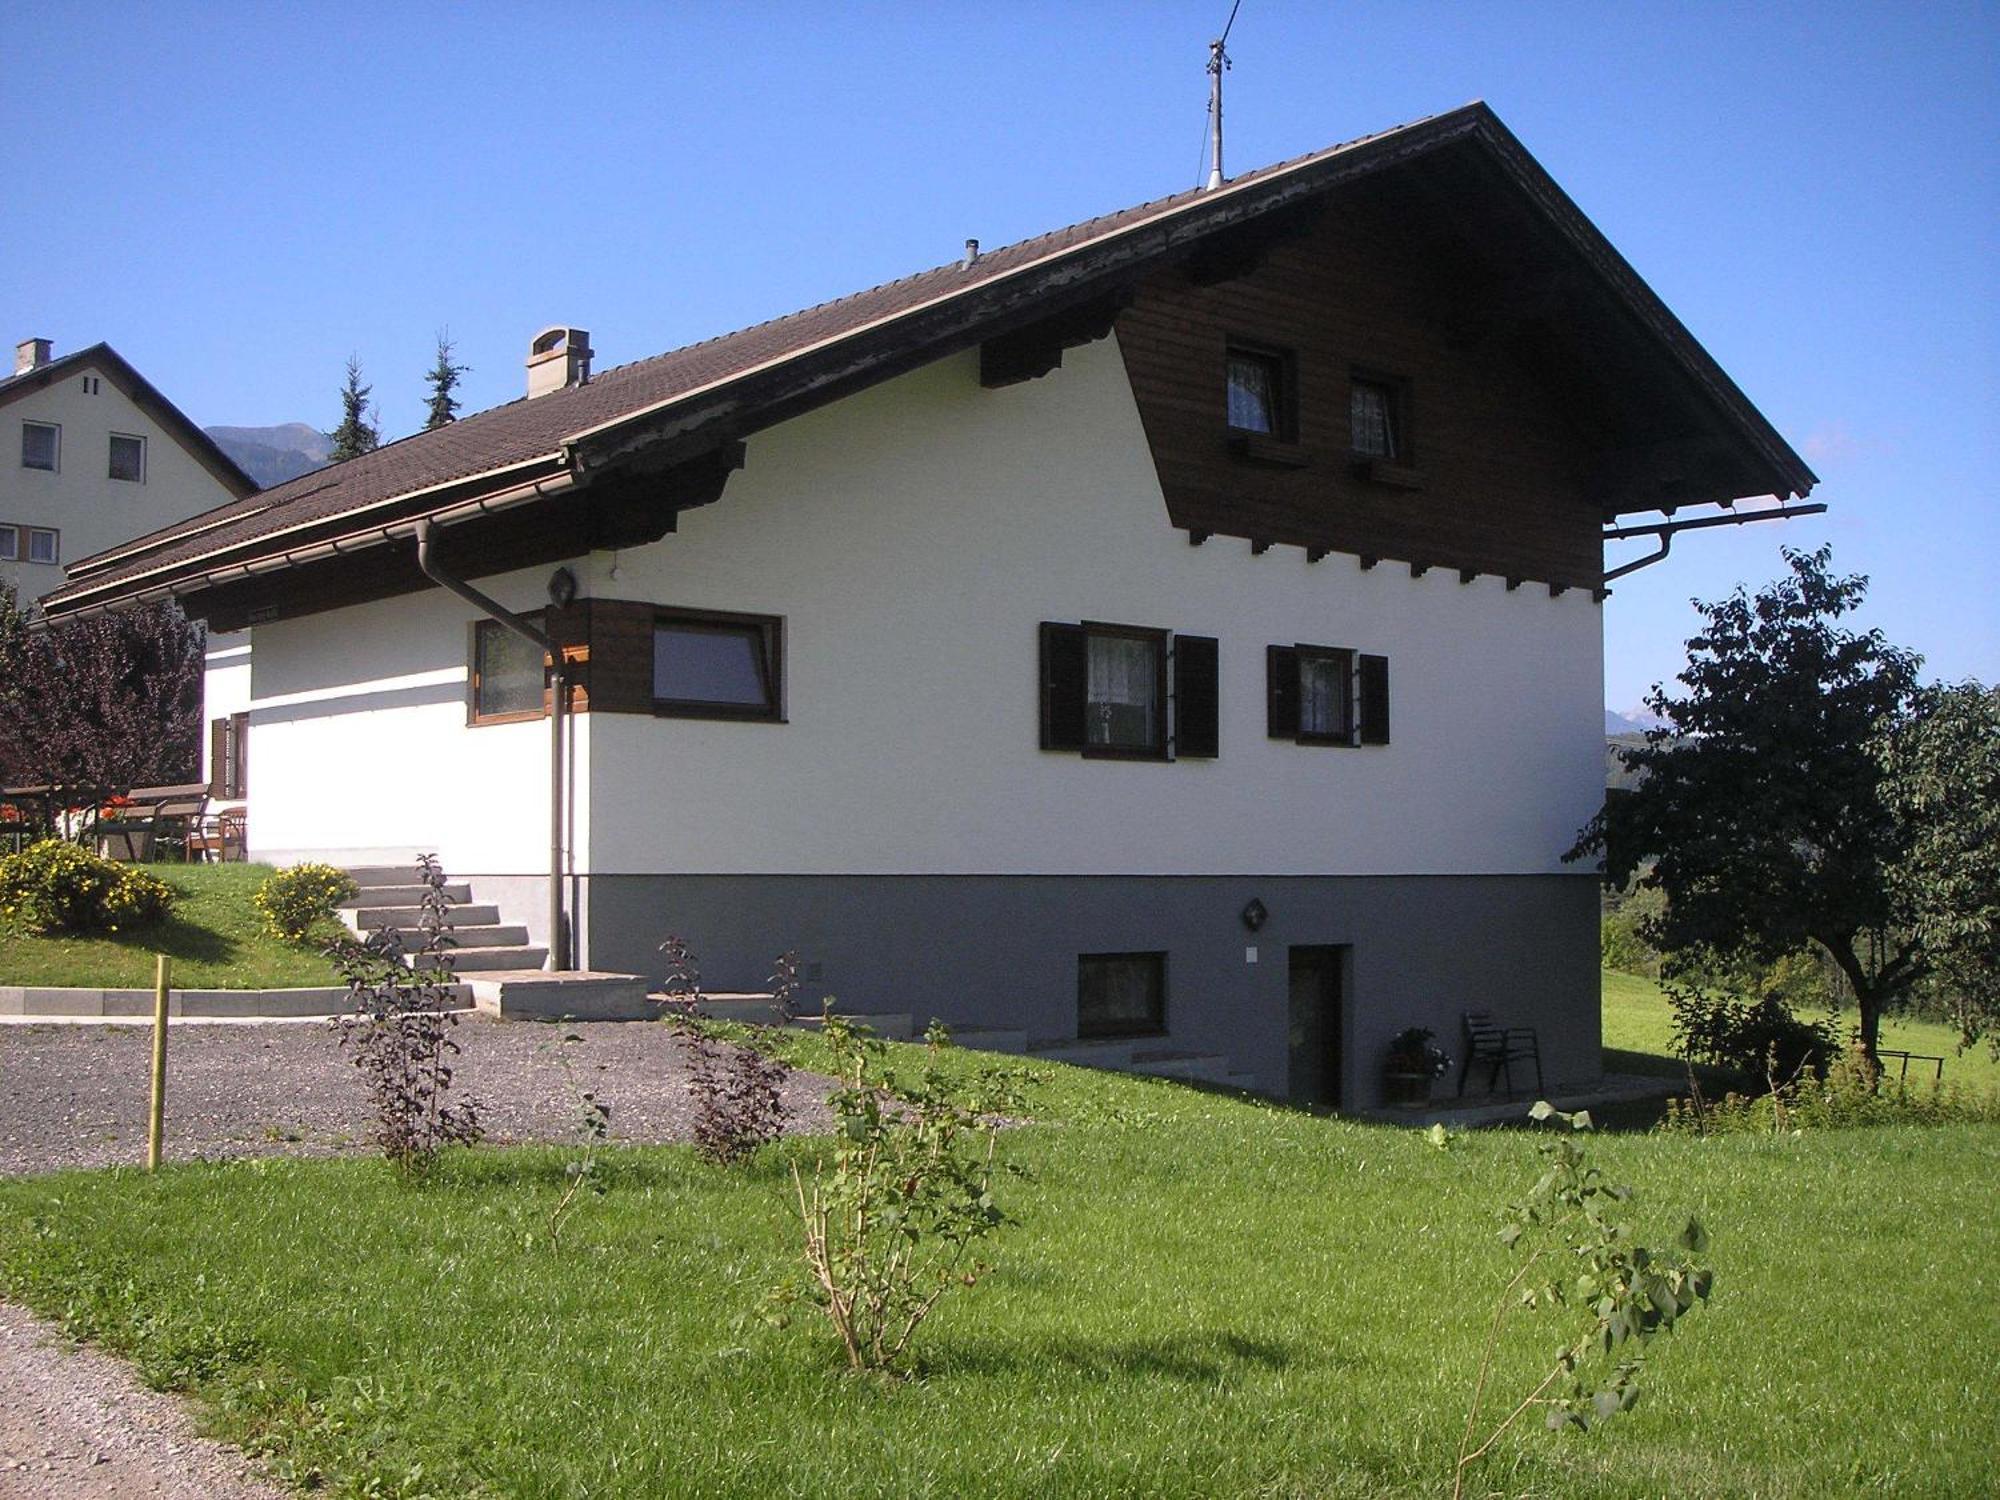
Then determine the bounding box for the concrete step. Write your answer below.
[446,924,530,950]
[342,865,429,889]
[439,945,547,973]
[686,992,787,1025]
[470,971,654,1021]
[338,882,472,910]
[344,903,500,932]
[942,1025,1031,1055]
[1129,1049,1235,1085]
[1027,1038,1140,1070]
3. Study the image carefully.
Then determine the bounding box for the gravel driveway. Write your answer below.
[0,1017,834,1176]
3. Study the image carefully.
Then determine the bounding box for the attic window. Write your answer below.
[109,433,145,483]
[1349,376,1404,460]
[1226,347,1290,437]
[21,421,58,472]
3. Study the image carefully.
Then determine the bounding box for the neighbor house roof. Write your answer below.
[0,342,258,502]
[41,102,1816,621]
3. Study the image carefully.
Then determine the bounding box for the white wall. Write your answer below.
[1,360,239,605]
[246,586,591,874]
[239,336,1602,882]
[582,339,1603,877]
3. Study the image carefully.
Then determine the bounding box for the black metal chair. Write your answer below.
[1458,1009,1544,1098]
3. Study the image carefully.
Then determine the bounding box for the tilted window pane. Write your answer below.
[1086,632,1159,749]
[1226,355,1277,433]
[1299,654,1349,737]
[654,623,769,706]
[475,623,545,717]
[1350,383,1397,458]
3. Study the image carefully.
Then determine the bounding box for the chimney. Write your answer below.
[525,326,592,399]
[14,337,52,376]
[963,239,980,268]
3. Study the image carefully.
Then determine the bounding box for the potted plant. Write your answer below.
[1384,1026,1453,1108]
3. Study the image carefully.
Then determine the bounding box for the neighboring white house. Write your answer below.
[1,337,259,795]
[42,104,1817,1105]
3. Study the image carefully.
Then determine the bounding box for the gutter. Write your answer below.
[1601,502,1828,582]
[414,518,570,972]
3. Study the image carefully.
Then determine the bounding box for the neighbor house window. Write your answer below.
[0,527,17,561]
[21,421,58,471]
[1039,621,1217,761]
[652,606,783,720]
[25,528,58,565]
[1078,951,1167,1038]
[469,617,548,724]
[1349,375,1404,460]
[1268,644,1390,746]
[109,432,146,482]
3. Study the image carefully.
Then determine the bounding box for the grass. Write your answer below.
[2,1020,1997,1497]
[0,862,343,989]
[1602,967,2000,1095]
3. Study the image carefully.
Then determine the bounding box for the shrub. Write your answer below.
[0,839,174,934]
[255,862,358,943]
[1660,1048,2000,1135]
[652,935,794,1166]
[1665,979,1838,1083]
[328,854,480,1176]
[772,1016,1021,1374]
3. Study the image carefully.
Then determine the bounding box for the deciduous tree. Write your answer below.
[1571,546,1996,1059]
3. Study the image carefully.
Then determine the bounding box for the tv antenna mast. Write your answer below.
[1204,0,1243,190]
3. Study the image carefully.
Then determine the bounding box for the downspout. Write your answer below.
[413,518,569,971]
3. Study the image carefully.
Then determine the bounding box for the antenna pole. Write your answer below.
[1205,36,1228,190]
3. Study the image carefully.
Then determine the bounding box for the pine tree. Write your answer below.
[422,332,470,431]
[327,355,380,462]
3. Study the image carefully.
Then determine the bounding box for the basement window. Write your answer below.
[1078,951,1167,1039]
[469,617,548,724]
[21,421,58,472]
[652,606,783,721]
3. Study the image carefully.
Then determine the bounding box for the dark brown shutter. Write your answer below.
[1266,645,1299,738]
[1359,654,1390,745]
[208,718,228,797]
[1173,634,1219,758]
[1039,622,1087,750]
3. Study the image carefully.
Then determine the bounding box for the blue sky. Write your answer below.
[4,1,1993,710]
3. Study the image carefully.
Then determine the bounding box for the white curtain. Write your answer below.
[1087,636,1157,747]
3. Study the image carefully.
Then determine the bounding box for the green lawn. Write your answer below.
[0,863,343,989]
[2,1026,1995,1498]
[1602,967,2000,1095]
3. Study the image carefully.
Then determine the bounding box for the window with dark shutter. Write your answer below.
[1173,635,1219,758]
[1039,622,1087,750]
[1270,644,1389,748]
[1041,621,1171,759]
[1266,645,1299,738]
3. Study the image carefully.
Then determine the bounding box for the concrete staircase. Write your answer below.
[689,994,1255,1092]
[335,866,651,1020]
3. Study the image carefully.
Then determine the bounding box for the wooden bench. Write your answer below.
[1457,1009,1544,1099]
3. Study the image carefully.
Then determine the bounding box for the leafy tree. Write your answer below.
[422,331,469,431]
[327,354,380,462]
[1571,546,1996,1061]
[0,587,205,830]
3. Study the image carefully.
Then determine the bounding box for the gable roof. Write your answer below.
[41,102,1815,621]
[0,342,258,502]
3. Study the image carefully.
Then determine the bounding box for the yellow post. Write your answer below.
[147,954,170,1171]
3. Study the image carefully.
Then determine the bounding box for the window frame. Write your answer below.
[467,615,550,727]
[108,431,147,483]
[25,527,58,565]
[651,604,785,723]
[1225,340,1298,443]
[20,420,59,472]
[1077,950,1169,1040]
[1079,620,1170,761]
[1348,369,1413,464]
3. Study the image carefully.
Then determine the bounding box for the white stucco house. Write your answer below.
[41,105,1816,1104]
[1,337,259,797]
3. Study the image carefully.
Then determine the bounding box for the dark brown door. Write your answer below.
[1287,946,1345,1107]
